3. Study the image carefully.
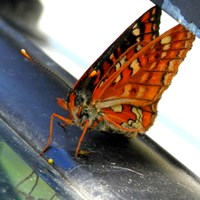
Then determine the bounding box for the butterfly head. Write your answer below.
[63,89,101,128]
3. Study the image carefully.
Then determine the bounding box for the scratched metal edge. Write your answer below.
[151,0,200,38]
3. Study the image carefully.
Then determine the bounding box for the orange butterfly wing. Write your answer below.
[74,6,161,91]
[92,25,195,134]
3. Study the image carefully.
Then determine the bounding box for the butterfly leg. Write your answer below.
[40,113,73,155]
[75,120,89,157]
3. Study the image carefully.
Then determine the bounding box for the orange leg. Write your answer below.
[40,113,73,155]
[75,120,89,158]
[75,117,105,157]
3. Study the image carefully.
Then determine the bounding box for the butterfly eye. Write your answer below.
[75,95,84,106]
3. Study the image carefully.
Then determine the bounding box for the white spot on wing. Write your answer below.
[111,104,123,112]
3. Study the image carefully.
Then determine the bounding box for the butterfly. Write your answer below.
[37,6,195,157]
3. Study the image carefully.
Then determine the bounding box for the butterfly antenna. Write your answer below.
[21,49,32,60]
[21,49,72,88]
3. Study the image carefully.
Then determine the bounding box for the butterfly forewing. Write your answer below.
[74,6,161,91]
[93,24,195,107]
[92,24,195,134]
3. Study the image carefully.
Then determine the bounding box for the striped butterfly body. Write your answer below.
[42,6,195,157]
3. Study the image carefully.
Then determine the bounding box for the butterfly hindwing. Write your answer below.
[101,101,158,135]
[74,6,161,91]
